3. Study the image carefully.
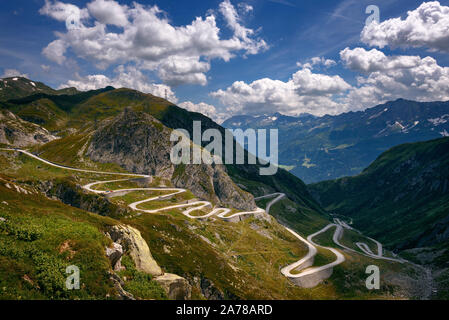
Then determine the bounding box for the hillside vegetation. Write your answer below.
[310,138,449,298]
[0,78,431,300]
[310,137,449,250]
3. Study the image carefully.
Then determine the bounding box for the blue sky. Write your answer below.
[1,0,449,122]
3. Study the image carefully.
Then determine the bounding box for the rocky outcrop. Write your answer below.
[108,225,163,277]
[0,110,57,147]
[172,163,256,211]
[154,273,192,300]
[86,108,174,178]
[86,109,256,210]
[38,178,131,218]
[106,242,124,272]
[199,277,225,300]
[288,267,334,289]
[108,272,135,300]
[107,224,192,300]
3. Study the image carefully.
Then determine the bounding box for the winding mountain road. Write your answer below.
[1,148,267,222]
[259,194,404,287]
[2,148,405,288]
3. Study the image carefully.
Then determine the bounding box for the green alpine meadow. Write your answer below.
[1,0,449,307]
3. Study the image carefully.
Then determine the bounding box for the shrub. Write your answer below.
[118,255,167,300]
[0,220,42,242]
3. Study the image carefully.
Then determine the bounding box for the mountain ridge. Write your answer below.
[223,99,449,183]
[309,137,449,250]
[0,79,324,211]
[0,77,80,101]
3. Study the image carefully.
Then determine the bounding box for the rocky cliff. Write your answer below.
[86,109,256,210]
[0,110,56,147]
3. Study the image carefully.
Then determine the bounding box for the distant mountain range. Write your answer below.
[223,99,449,183]
[0,77,79,101]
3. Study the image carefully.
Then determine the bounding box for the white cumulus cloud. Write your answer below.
[297,57,337,70]
[212,46,449,119]
[39,0,89,22]
[211,66,351,116]
[1,69,29,78]
[361,1,449,52]
[342,47,449,109]
[87,0,129,27]
[179,101,226,123]
[292,68,350,96]
[42,39,68,65]
[40,0,267,86]
[59,65,178,102]
[340,47,422,73]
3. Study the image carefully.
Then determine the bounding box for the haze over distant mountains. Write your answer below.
[223,99,449,183]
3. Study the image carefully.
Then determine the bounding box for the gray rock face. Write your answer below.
[87,108,174,178]
[38,179,131,218]
[172,162,256,210]
[0,110,57,147]
[199,277,225,300]
[154,273,192,300]
[109,272,135,300]
[106,242,124,272]
[288,267,334,289]
[86,109,256,210]
[108,225,163,277]
[107,224,192,300]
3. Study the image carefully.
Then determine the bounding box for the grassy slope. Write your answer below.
[27,88,323,210]
[0,85,425,299]
[310,138,449,298]
[0,78,57,102]
[1,142,423,299]
[14,87,324,220]
[2,85,324,217]
[0,86,115,130]
[5,98,69,132]
[256,197,420,299]
[0,151,169,300]
[309,137,449,250]
[0,149,317,299]
[0,175,116,299]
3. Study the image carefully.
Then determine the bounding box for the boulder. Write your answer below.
[154,273,192,300]
[108,225,163,276]
[106,242,124,271]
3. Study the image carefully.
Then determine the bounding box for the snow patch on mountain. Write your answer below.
[369,108,388,120]
[428,115,449,126]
